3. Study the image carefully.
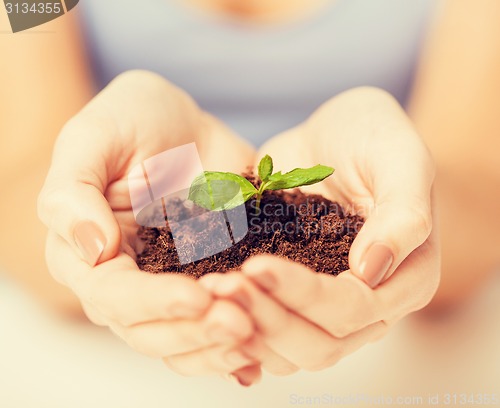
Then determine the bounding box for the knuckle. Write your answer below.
[37,187,61,226]
[411,279,440,312]
[327,277,376,338]
[226,272,248,287]
[415,209,433,237]
[110,70,189,105]
[207,299,235,322]
[402,204,433,242]
[319,87,396,115]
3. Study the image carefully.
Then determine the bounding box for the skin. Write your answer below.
[197,87,441,382]
[408,0,500,309]
[184,0,332,23]
[0,10,92,316]
[1,0,499,385]
[38,70,260,379]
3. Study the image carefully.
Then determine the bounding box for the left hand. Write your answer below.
[37,71,260,381]
[197,87,440,384]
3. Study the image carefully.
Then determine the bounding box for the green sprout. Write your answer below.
[188,155,334,212]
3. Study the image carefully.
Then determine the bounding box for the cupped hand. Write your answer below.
[201,87,440,378]
[38,70,260,378]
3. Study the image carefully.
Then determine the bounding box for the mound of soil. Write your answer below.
[136,173,364,278]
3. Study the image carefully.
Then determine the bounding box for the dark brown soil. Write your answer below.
[136,173,364,278]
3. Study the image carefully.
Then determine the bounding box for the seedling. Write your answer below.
[188,155,334,212]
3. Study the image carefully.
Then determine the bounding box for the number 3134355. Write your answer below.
[5,3,62,14]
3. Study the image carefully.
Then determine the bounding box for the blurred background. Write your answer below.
[1,1,499,407]
[2,272,500,407]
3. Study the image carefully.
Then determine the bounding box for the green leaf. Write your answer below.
[188,171,258,211]
[258,155,273,182]
[265,165,334,191]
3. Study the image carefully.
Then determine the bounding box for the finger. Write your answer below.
[207,273,387,371]
[46,231,212,326]
[200,274,300,377]
[251,345,299,377]
[375,232,441,322]
[163,345,257,377]
[242,255,380,337]
[310,88,435,288]
[227,332,299,377]
[349,134,435,288]
[228,364,263,387]
[163,337,261,378]
[37,71,199,266]
[37,114,124,265]
[109,299,254,358]
[243,238,438,337]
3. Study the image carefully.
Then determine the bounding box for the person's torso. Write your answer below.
[79,0,435,146]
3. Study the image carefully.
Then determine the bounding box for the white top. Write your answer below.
[79,0,434,145]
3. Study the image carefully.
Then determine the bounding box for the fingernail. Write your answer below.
[247,271,277,292]
[224,373,255,387]
[168,303,205,319]
[74,221,106,267]
[224,350,254,367]
[207,325,237,343]
[232,372,256,387]
[223,373,240,385]
[359,243,393,288]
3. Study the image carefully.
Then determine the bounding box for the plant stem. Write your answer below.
[255,193,262,214]
[254,181,269,215]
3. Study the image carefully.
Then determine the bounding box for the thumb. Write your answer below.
[349,164,435,289]
[38,123,121,267]
[38,183,121,267]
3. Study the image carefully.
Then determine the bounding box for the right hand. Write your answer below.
[38,70,260,379]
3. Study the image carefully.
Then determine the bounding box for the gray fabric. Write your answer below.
[79,0,434,146]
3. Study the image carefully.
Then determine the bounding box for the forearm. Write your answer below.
[0,10,94,317]
[0,161,84,317]
[408,0,500,308]
[0,106,92,317]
